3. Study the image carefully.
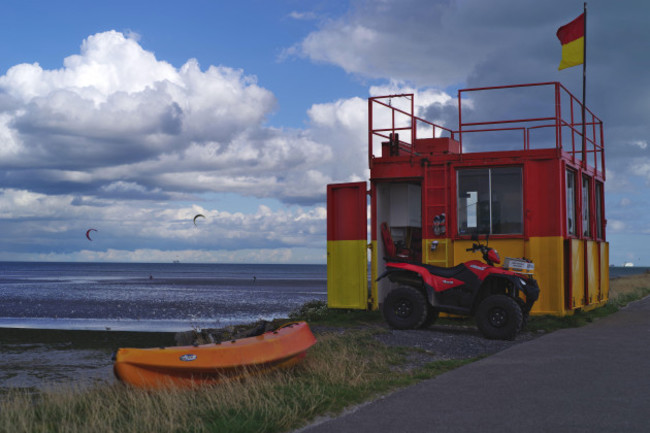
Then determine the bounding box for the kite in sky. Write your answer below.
[86,228,98,241]
[193,214,205,226]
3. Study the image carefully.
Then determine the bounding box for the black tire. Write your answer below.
[520,310,529,332]
[382,286,429,330]
[476,295,523,340]
[419,305,439,329]
[515,300,529,332]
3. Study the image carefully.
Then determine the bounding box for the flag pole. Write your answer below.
[581,2,587,166]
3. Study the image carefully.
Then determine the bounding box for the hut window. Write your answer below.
[566,170,576,236]
[457,167,522,235]
[595,181,604,239]
[582,176,591,237]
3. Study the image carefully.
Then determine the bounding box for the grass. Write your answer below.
[525,271,650,332]
[1,272,648,433]
[289,299,384,326]
[0,330,469,433]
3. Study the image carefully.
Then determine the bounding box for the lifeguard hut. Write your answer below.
[327,82,607,316]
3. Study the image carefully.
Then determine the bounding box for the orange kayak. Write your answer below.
[113,322,317,389]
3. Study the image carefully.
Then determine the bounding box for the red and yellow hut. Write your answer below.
[327,82,607,316]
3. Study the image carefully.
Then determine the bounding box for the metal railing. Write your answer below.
[368,94,455,166]
[368,82,605,177]
[458,82,604,176]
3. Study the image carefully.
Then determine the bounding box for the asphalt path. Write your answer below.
[298,296,650,433]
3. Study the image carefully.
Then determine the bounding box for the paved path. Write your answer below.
[299,296,650,433]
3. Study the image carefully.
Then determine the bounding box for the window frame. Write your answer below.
[581,175,592,238]
[456,166,523,236]
[595,180,604,240]
[566,169,577,237]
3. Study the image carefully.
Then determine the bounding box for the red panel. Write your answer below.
[413,138,461,156]
[327,182,367,241]
[525,159,563,237]
[371,159,423,180]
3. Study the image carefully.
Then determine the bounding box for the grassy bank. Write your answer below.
[1,329,471,433]
[1,272,649,433]
[525,271,650,332]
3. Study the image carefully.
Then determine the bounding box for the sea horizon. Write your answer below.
[0,262,327,332]
[1,261,647,333]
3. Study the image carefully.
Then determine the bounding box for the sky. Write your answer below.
[0,0,648,265]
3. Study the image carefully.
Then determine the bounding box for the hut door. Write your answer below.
[326,182,368,309]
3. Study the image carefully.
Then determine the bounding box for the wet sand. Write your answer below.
[1,328,176,390]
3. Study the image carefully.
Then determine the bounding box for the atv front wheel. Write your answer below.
[476,295,523,340]
[420,305,439,329]
[382,286,428,330]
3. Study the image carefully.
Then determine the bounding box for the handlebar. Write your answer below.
[464,236,499,266]
[466,243,481,252]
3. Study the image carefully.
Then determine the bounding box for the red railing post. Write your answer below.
[368,98,373,168]
[411,95,415,144]
[592,114,597,170]
[458,90,463,152]
[555,82,562,153]
[600,121,605,178]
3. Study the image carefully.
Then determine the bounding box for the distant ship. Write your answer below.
[173,260,180,264]
[623,262,634,267]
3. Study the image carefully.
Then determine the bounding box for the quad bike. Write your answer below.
[378,235,540,340]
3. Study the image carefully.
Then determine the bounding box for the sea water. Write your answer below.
[1,262,645,333]
[609,266,650,279]
[0,262,327,332]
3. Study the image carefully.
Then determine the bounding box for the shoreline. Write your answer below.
[1,328,178,391]
[3,272,649,390]
[0,327,177,350]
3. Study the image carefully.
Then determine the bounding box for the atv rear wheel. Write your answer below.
[476,295,523,340]
[382,286,428,330]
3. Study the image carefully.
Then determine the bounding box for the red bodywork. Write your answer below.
[383,258,521,293]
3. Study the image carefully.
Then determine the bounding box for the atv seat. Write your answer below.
[421,263,468,278]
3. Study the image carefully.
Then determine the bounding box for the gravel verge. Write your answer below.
[372,323,543,370]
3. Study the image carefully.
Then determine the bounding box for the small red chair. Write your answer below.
[381,222,411,260]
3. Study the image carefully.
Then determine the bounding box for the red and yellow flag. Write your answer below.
[557,13,585,70]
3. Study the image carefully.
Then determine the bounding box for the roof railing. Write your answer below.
[368,82,604,177]
[368,94,455,166]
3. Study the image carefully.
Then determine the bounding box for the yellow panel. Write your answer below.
[526,237,566,315]
[600,242,610,302]
[423,238,451,266]
[372,236,608,316]
[327,240,368,309]
[571,239,585,308]
[452,239,525,265]
[370,240,379,310]
[452,237,571,315]
[586,241,599,305]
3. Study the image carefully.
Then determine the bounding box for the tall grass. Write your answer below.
[0,330,465,433]
[609,272,650,305]
[525,271,650,332]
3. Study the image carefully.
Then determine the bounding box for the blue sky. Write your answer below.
[2,0,366,128]
[0,0,648,265]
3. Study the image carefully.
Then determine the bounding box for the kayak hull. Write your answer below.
[113,322,316,389]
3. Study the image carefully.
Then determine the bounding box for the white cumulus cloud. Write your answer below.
[0,30,357,206]
[0,30,361,261]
